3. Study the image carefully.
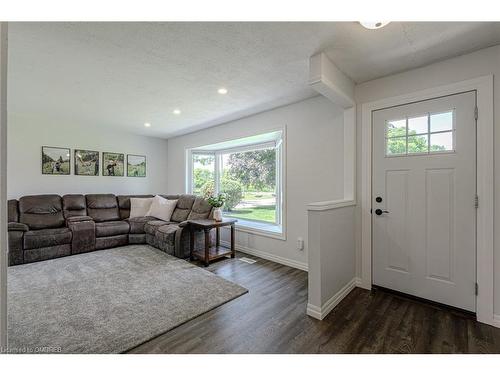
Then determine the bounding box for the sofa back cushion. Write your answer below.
[8,199,19,222]
[86,194,120,222]
[170,194,196,222]
[117,195,154,219]
[62,194,87,218]
[18,195,64,229]
[187,197,213,220]
[159,194,180,200]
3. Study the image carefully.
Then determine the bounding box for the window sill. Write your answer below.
[221,217,285,241]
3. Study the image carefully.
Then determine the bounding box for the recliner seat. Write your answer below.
[14,195,72,264]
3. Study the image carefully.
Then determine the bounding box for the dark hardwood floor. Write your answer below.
[128,252,500,354]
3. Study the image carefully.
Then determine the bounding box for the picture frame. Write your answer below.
[102,152,125,177]
[74,149,100,176]
[127,154,146,177]
[41,146,71,175]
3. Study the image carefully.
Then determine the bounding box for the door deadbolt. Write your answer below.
[375,196,383,203]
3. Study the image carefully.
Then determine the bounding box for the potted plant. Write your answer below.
[207,193,226,221]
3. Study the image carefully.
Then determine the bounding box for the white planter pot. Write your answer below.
[213,207,223,221]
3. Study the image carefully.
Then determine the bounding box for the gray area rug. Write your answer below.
[8,245,247,353]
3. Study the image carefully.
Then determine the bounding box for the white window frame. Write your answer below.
[384,110,456,157]
[186,130,285,240]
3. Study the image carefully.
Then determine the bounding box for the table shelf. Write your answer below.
[188,218,237,266]
[192,245,233,262]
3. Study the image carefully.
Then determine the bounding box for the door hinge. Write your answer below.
[474,194,479,208]
[475,282,479,296]
[474,106,479,120]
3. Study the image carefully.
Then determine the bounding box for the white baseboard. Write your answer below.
[492,314,500,328]
[220,240,308,271]
[307,277,359,320]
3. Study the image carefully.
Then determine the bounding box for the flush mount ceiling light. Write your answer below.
[359,21,390,30]
[217,88,228,95]
[144,122,151,128]
[173,109,181,115]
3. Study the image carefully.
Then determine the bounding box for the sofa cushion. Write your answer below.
[159,194,180,200]
[187,197,212,220]
[117,195,155,219]
[63,194,87,218]
[23,227,72,250]
[86,194,120,222]
[170,194,196,222]
[127,216,157,234]
[144,220,170,235]
[8,199,18,222]
[95,220,130,238]
[19,195,64,230]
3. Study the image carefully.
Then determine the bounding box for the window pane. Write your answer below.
[408,134,429,153]
[221,149,276,223]
[408,115,428,134]
[431,111,453,132]
[386,119,406,138]
[430,131,454,152]
[192,154,215,195]
[386,137,406,155]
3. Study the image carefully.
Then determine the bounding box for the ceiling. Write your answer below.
[8,22,500,138]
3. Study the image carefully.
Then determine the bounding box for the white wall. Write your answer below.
[354,44,500,314]
[7,113,169,199]
[166,95,345,268]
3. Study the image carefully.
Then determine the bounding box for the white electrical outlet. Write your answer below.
[297,237,304,251]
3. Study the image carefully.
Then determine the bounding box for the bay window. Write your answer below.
[187,130,284,237]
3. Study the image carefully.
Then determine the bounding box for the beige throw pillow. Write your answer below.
[129,197,153,218]
[147,195,178,222]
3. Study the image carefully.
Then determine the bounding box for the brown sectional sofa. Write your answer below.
[7,193,213,266]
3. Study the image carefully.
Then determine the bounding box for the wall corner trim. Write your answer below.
[307,277,361,320]
[492,315,500,329]
[307,199,356,211]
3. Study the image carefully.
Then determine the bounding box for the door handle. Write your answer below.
[374,209,389,216]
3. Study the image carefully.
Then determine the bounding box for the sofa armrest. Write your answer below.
[8,222,28,232]
[66,215,93,224]
[67,219,96,254]
[8,227,25,265]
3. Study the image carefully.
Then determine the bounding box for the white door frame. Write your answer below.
[360,75,495,326]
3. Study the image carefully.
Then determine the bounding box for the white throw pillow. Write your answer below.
[129,197,154,218]
[147,195,178,222]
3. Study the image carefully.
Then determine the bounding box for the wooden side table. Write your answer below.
[188,218,237,266]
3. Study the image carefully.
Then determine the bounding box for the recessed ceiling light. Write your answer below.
[359,21,390,30]
[217,88,228,95]
[173,109,181,115]
[144,122,151,128]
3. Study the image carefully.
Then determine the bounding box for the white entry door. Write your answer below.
[372,91,477,312]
